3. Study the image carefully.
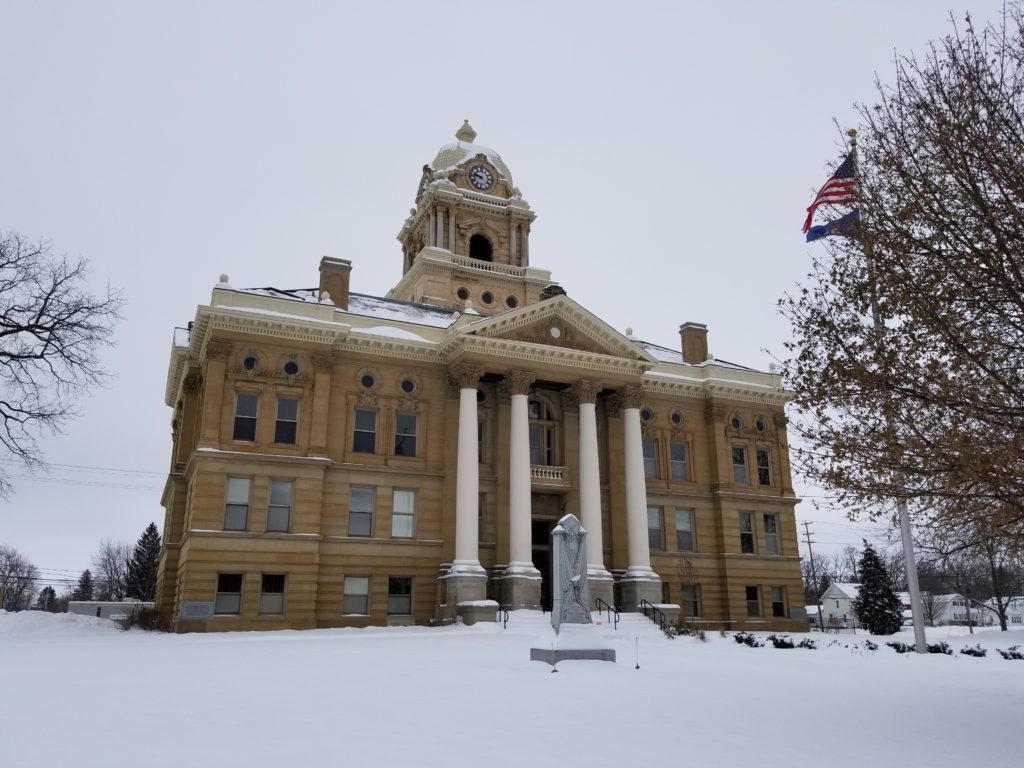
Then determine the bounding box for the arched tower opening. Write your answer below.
[469,234,493,262]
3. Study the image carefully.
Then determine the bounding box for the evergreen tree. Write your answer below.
[33,585,59,612]
[853,541,903,635]
[70,569,94,601]
[124,523,161,601]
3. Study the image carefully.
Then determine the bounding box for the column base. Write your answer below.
[587,568,615,611]
[500,569,542,610]
[438,569,488,623]
[619,572,662,612]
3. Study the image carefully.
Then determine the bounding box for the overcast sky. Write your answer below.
[0,0,1008,591]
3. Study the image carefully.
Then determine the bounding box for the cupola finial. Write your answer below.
[456,119,477,143]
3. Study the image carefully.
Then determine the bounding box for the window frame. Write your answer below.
[259,573,286,615]
[214,572,243,615]
[233,392,259,442]
[527,396,558,466]
[669,440,690,481]
[267,479,293,532]
[352,408,378,454]
[647,506,664,551]
[756,447,772,486]
[681,583,701,618]
[274,396,299,444]
[348,486,375,537]
[387,576,413,615]
[745,585,761,618]
[342,575,371,615]
[642,437,659,479]
[224,476,251,531]
[394,412,418,457]
[739,511,756,554]
[763,513,780,555]
[675,508,695,552]
[771,586,787,618]
[732,445,748,484]
[391,489,416,538]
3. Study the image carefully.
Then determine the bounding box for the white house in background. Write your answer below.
[926,594,991,627]
[819,582,860,628]
[985,596,1024,627]
[67,601,153,621]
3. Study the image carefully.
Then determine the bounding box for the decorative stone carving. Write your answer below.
[183,372,202,394]
[620,385,644,410]
[574,379,601,405]
[356,391,378,409]
[505,370,536,396]
[705,402,726,422]
[311,354,333,373]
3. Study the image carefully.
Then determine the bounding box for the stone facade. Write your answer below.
[157,123,806,633]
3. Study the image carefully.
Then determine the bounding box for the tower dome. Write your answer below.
[429,120,513,186]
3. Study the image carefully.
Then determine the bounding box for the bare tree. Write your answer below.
[780,7,1024,540]
[0,544,39,610]
[91,539,131,601]
[0,232,122,494]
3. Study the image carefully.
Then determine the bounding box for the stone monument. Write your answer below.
[530,514,616,664]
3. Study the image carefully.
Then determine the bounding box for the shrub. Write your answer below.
[960,644,987,658]
[120,605,171,632]
[927,642,952,655]
[797,638,818,650]
[864,640,878,651]
[767,634,795,649]
[996,645,1024,660]
[734,631,764,647]
[887,641,915,654]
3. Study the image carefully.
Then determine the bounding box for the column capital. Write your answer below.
[311,354,334,373]
[620,385,644,410]
[572,378,602,405]
[183,371,203,394]
[504,370,536,396]
[449,363,485,390]
[206,341,232,360]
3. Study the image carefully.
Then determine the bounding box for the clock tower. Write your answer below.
[390,121,554,312]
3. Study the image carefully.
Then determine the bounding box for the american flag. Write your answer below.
[802,150,858,233]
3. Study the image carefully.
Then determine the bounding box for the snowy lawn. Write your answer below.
[1,610,1021,767]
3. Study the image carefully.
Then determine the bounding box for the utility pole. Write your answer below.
[802,521,825,632]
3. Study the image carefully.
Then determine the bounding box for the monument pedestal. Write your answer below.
[530,624,616,664]
[439,567,491,624]
[619,573,663,611]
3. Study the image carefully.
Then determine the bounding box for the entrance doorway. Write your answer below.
[530,493,564,612]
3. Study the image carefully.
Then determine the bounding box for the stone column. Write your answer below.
[521,224,529,265]
[197,341,232,448]
[444,364,490,614]
[502,370,540,609]
[574,379,613,608]
[428,211,436,247]
[510,222,518,265]
[436,207,445,249]
[448,210,456,255]
[308,355,333,456]
[619,385,662,609]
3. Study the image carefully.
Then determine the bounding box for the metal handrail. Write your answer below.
[594,597,619,629]
[497,607,509,629]
[639,599,667,630]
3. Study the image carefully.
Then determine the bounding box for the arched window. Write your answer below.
[528,396,559,466]
[469,234,493,262]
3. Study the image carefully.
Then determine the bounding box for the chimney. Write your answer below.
[319,257,352,310]
[679,322,708,365]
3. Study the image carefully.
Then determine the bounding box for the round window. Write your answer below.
[640,407,654,423]
[401,378,416,394]
[284,360,299,376]
[482,291,494,305]
[506,295,518,309]
[671,411,684,427]
[361,374,376,389]
[243,355,258,371]
[457,287,470,301]
[730,416,743,429]
[756,419,767,432]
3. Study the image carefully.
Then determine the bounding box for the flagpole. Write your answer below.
[846,128,928,653]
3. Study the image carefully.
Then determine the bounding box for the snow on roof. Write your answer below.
[637,340,762,372]
[431,141,512,183]
[173,327,190,348]
[831,583,861,599]
[232,287,461,329]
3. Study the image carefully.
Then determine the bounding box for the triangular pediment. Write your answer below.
[451,295,656,363]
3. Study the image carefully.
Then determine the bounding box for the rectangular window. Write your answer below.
[348,487,374,537]
[771,586,786,618]
[352,409,377,453]
[478,493,488,543]
[647,507,664,551]
[259,574,286,615]
[739,511,755,554]
[675,508,695,552]
[477,420,486,464]
[394,413,418,457]
[392,489,415,538]
[1012,616,1022,625]
[387,576,412,615]
[670,441,690,481]
[233,393,258,441]
[342,576,370,615]
[756,448,771,486]
[224,477,250,531]
[732,446,748,484]
[642,438,658,478]
[267,479,293,532]
[275,397,299,444]
[764,513,780,555]
[746,585,761,618]
[214,573,243,615]
[681,584,701,618]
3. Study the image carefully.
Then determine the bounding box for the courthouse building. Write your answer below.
[157,122,806,632]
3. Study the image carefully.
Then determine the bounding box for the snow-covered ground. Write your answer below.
[2,610,1021,767]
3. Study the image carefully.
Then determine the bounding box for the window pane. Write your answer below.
[218,573,243,592]
[270,480,292,506]
[214,594,241,615]
[349,511,372,537]
[393,490,415,515]
[392,514,414,538]
[764,514,779,555]
[233,416,257,441]
[739,512,755,554]
[262,574,285,593]
[647,507,663,551]
[746,586,761,617]
[675,509,694,552]
[267,505,290,532]
[343,577,369,614]
[642,438,658,478]
[351,487,373,513]
[732,447,748,484]
[670,442,689,481]
[227,477,250,504]
[757,448,771,485]
[224,504,248,531]
[354,409,376,430]
[259,594,284,614]
[388,577,412,615]
[277,397,298,421]
[394,413,417,457]
[236,393,258,417]
[342,593,369,615]
[275,420,297,444]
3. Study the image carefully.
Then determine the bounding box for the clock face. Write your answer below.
[468,165,494,190]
